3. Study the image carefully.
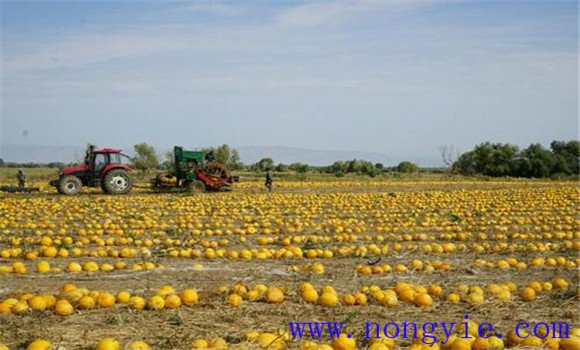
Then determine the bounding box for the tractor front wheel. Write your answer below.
[58,176,82,195]
[103,169,132,195]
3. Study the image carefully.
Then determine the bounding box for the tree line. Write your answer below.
[131,144,400,176]
[127,140,580,178]
[452,140,579,178]
[2,140,577,179]
[231,157,423,177]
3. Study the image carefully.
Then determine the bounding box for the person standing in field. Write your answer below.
[265,169,273,192]
[17,169,26,188]
[205,151,215,164]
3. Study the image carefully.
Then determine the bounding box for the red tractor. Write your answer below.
[50,145,133,195]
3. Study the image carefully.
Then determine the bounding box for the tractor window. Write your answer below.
[94,154,108,172]
[110,154,121,164]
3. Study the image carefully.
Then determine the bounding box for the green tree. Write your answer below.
[325,159,378,176]
[229,148,242,170]
[214,144,231,165]
[254,158,274,171]
[329,161,347,174]
[453,152,476,175]
[397,161,419,173]
[550,140,579,175]
[452,140,579,178]
[132,143,159,173]
[517,143,554,178]
[202,144,243,170]
[289,162,309,173]
[275,163,288,172]
[358,160,375,175]
[162,149,175,171]
[453,142,518,177]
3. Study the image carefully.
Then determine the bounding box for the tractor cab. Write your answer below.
[85,146,127,181]
[50,145,133,195]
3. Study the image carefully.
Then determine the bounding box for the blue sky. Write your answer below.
[1,0,578,163]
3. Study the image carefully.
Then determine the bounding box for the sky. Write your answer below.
[1,0,578,163]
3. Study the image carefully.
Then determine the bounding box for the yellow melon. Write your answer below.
[130,296,146,310]
[330,334,356,350]
[97,292,116,308]
[27,339,52,350]
[116,291,131,304]
[127,341,150,350]
[520,287,536,302]
[342,294,356,306]
[96,338,120,350]
[148,295,165,310]
[301,288,319,304]
[228,293,243,308]
[165,294,182,309]
[207,337,227,349]
[414,293,433,308]
[446,293,461,303]
[28,296,47,311]
[77,296,95,310]
[266,287,284,303]
[191,339,209,349]
[319,292,339,307]
[180,289,199,306]
[54,299,74,316]
[559,336,580,350]
[257,332,286,349]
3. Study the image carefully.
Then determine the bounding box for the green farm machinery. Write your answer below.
[151,146,238,193]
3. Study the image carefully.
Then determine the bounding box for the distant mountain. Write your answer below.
[237,146,440,167]
[1,144,442,167]
[237,146,386,165]
[1,144,87,164]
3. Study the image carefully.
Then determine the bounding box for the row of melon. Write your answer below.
[0,260,164,274]
[297,278,572,308]
[3,229,578,250]
[0,284,200,316]
[0,277,573,316]
[1,241,577,265]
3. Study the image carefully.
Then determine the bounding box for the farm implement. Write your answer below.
[151,146,238,193]
[0,186,39,193]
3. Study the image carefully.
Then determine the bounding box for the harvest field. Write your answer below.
[0,177,578,350]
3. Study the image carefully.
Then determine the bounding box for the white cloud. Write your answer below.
[275,1,381,26]
[274,0,433,26]
[3,34,188,72]
[2,1,438,72]
[3,77,156,97]
[185,1,246,16]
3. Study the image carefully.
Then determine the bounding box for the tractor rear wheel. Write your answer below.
[186,180,206,194]
[103,169,132,195]
[58,176,82,195]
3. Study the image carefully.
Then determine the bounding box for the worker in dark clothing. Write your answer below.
[205,151,215,163]
[17,169,26,188]
[265,169,273,192]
